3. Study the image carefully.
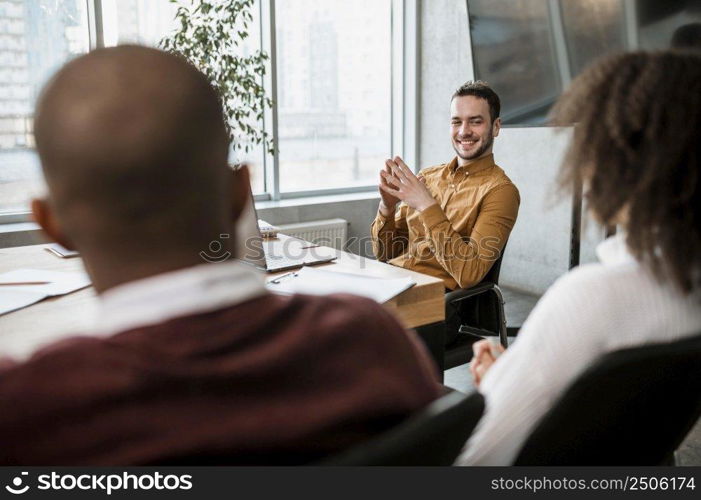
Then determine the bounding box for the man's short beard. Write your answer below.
[454,130,494,161]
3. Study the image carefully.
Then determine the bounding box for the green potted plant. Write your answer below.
[160,0,273,156]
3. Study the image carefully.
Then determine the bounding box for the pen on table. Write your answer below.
[0,281,51,286]
[290,237,320,249]
[268,272,298,284]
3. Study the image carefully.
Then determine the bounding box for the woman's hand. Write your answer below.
[469,339,505,387]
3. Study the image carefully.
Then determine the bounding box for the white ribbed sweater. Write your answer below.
[457,234,701,465]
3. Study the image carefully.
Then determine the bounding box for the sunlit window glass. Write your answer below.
[276,0,392,193]
[0,0,89,214]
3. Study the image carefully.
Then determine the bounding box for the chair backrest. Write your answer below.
[482,241,506,285]
[319,391,484,466]
[514,333,701,465]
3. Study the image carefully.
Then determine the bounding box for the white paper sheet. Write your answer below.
[0,290,45,316]
[0,268,91,316]
[266,266,415,303]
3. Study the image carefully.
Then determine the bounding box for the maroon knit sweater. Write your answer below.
[0,293,441,465]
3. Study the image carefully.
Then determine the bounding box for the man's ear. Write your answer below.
[492,117,501,138]
[230,164,251,223]
[31,197,75,250]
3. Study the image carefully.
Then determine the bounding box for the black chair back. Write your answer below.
[475,250,504,330]
[514,333,701,465]
[320,391,484,465]
[482,246,505,285]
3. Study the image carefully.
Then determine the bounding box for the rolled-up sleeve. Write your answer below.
[371,203,410,262]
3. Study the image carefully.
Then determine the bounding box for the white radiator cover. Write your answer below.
[277,218,348,250]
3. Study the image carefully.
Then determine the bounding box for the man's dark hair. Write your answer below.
[552,51,701,294]
[452,80,501,122]
[671,23,701,50]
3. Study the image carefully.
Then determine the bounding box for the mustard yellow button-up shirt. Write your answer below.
[370,154,520,290]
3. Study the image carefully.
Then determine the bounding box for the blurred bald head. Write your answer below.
[33,46,238,291]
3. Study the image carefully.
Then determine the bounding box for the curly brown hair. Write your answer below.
[552,51,701,294]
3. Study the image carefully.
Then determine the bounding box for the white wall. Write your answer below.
[493,127,572,294]
[419,0,473,168]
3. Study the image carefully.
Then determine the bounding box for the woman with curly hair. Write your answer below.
[457,50,701,465]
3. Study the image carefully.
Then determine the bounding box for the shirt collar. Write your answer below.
[450,153,496,176]
[92,260,267,336]
[596,233,637,266]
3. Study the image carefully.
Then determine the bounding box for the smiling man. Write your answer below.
[371,81,520,346]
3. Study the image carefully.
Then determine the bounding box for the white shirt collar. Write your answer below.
[595,233,637,266]
[92,260,267,336]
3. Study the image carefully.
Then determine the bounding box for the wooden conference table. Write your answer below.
[0,240,447,371]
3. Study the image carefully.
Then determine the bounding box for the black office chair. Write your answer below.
[443,246,508,369]
[514,333,701,465]
[319,391,485,465]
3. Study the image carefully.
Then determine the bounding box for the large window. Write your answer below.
[275,0,392,193]
[0,0,411,217]
[100,0,177,47]
[0,0,89,214]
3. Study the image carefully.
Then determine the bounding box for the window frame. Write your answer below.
[0,0,418,219]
